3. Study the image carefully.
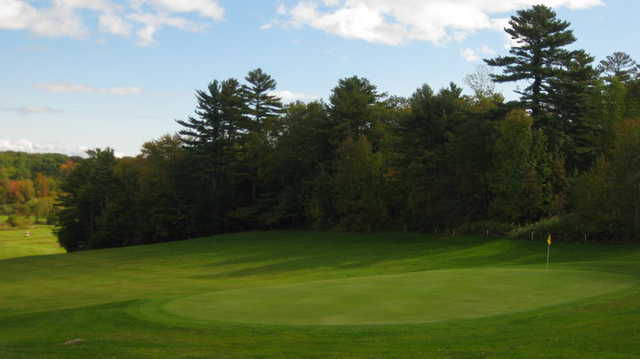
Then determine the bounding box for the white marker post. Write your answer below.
[546,234,552,269]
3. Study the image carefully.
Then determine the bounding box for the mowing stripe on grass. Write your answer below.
[163,267,634,325]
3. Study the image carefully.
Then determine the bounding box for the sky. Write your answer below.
[1,0,638,156]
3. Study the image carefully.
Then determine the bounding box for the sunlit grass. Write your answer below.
[1,231,640,358]
[0,225,64,260]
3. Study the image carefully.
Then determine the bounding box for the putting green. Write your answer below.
[164,268,634,325]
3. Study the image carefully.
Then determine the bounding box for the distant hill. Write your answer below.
[0,151,80,220]
[0,151,78,180]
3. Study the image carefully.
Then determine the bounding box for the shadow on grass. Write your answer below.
[182,231,640,281]
[189,235,538,280]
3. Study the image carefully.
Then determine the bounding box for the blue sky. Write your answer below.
[1,0,638,156]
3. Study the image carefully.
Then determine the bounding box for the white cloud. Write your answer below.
[99,13,131,36]
[0,0,224,45]
[0,105,62,115]
[0,0,88,37]
[461,44,496,62]
[276,2,288,15]
[128,12,204,46]
[0,139,90,156]
[480,44,496,55]
[0,139,130,157]
[139,0,224,21]
[282,0,604,46]
[461,48,479,62]
[271,90,319,103]
[0,0,36,30]
[260,23,273,30]
[34,82,143,95]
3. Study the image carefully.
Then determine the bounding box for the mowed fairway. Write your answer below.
[0,224,65,260]
[2,231,640,358]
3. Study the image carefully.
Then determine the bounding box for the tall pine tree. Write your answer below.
[485,5,577,120]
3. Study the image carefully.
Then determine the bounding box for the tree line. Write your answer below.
[55,5,640,251]
[0,151,74,226]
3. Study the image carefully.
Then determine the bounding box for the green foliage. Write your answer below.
[0,152,66,219]
[598,52,639,83]
[489,110,568,223]
[396,83,480,230]
[509,215,627,242]
[329,76,382,141]
[485,4,577,119]
[243,68,283,137]
[457,220,515,237]
[6,214,31,228]
[43,8,640,247]
[490,110,542,222]
[0,151,71,180]
[573,157,613,224]
[571,120,640,240]
[607,120,640,233]
[333,136,388,231]
[55,148,121,251]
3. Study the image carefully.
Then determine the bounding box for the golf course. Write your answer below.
[0,220,65,260]
[1,229,640,358]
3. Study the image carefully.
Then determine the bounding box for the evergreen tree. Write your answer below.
[333,136,388,232]
[548,50,599,169]
[55,148,120,251]
[485,5,577,120]
[329,76,382,141]
[176,79,246,234]
[489,110,553,223]
[396,83,470,229]
[598,52,639,83]
[136,135,191,243]
[269,101,333,227]
[243,68,283,137]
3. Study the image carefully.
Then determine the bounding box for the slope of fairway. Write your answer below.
[2,231,640,359]
[0,225,64,260]
[164,268,633,325]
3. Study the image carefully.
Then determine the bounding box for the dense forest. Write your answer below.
[0,151,74,226]
[54,5,640,251]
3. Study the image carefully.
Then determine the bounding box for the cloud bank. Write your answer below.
[461,45,497,62]
[272,90,319,103]
[0,139,89,157]
[0,139,130,157]
[0,0,224,45]
[281,0,604,46]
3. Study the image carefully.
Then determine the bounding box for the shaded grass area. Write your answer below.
[0,225,64,260]
[1,231,640,358]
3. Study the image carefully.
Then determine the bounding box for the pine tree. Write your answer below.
[175,79,247,234]
[548,49,599,168]
[329,76,382,141]
[55,148,120,251]
[176,79,245,192]
[484,5,577,120]
[243,68,283,138]
[598,52,639,83]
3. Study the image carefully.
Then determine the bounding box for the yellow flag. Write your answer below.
[547,234,552,246]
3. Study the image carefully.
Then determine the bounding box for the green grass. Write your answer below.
[1,231,640,358]
[0,225,64,260]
